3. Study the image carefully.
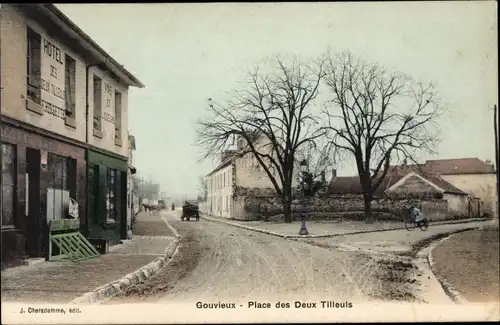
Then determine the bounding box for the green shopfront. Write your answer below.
[87,149,128,245]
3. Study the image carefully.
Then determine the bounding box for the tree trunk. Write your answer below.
[281,172,294,223]
[363,194,374,224]
[283,199,292,223]
[282,183,293,223]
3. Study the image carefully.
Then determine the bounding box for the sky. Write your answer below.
[56,2,498,198]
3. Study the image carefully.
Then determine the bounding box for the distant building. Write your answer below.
[127,133,138,231]
[203,134,298,220]
[328,157,498,218]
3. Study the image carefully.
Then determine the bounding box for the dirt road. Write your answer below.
[108,210,412,304]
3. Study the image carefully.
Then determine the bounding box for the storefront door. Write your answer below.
[25,147,41,257]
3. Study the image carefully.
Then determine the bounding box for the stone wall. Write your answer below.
[236,189,455,222]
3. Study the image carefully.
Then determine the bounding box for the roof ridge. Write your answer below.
[425,157,482,162]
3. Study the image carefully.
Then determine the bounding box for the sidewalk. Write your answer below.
[1,212,177,304]
[429,227,499,303]
[201,214,492,238]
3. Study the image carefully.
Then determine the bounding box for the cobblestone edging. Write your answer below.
[427,233,471,304]
[70,226,181,305]
[200,214,490,239]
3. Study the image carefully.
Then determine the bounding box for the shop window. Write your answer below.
[106,168,117,223]
[46,153,75,222]
[1,143,16,228]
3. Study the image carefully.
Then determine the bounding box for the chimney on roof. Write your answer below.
[237,136,246,150]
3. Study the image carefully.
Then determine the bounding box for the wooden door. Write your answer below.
[25,147,41,257]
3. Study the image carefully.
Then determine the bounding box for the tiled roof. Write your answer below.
[383,158,495,176]
[206,158,233,177]
[328,174,404,197]
[418,174,466,194]
[328,172,467,196]
[385,164,426,176]
[423,158,495,175]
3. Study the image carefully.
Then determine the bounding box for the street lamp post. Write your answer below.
[298,159,309,236]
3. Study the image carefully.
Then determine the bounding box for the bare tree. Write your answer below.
[322,52,444,222]
[198,175,208,201]
[294,136,337,195]
[196,54,326,223]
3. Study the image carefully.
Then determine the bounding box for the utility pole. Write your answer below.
[494,104,499,220]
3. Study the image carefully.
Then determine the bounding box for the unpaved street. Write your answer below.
[109,210,421,304]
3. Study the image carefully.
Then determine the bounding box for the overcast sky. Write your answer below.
[57,2,498,198]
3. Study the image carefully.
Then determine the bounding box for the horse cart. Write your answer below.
[181,201,200,221]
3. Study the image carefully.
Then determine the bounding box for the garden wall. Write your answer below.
[236,188,454,222]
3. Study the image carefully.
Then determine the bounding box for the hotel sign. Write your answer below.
[40,37,66,120]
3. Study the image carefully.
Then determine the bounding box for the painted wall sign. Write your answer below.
[103,112,115,124]
[103,82,115,124]
[41,37,66,120]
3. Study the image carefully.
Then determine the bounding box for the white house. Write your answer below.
[202,134,299,220]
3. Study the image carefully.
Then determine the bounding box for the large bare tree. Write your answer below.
[196,54,325,223]
[322,52,444,222]
[197,175,208,201]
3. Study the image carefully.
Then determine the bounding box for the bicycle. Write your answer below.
[404,214,429,231]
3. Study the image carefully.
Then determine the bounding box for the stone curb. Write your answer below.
[162,216,181,239]
[200,215,290,238]
[200,214,490,239]
[69,221,181,305]
[427,233,471,304]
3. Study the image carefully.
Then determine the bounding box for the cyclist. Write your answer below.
[409,204,427,224]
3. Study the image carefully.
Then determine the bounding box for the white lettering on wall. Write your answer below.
[103,82,115,124]
[41,37,65,120]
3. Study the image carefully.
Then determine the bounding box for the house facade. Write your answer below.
[0,4,143,264]
[85,69,130,246]
[424,158,497,218]
[386,158,498,218]
[203,135,299,220]
[206,158,234,219]
[384,171,469,216]
[328,157,497,219]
